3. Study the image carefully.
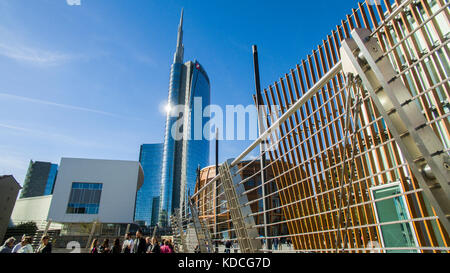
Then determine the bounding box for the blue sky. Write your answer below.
[0,0,359,185]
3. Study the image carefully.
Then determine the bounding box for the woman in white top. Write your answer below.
[17,236,33,253]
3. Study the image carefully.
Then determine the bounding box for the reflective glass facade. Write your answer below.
[159,13,210,226]
[159,62,210,227]
[44,163,58,196]
[135,144,163,226]
[159,63,183,226]
[66,182,102,214]
[183,62,210,203]
[20,160,58,198]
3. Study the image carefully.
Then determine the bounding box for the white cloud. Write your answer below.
[0,122,100,148]
[0,154,28,185]
[0,92,121,118]
[0,42,73,66]
[66,0,81,6]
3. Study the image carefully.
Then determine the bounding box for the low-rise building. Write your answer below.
[48,158,144,225]
[0,175,21,241]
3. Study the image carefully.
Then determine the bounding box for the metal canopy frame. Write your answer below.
[341,28,450,235]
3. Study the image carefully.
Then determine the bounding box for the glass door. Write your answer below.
[371,183,419,253]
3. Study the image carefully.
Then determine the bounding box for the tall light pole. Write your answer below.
[252,45,270,251]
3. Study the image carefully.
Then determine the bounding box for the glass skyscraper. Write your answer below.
[20,160,58,198]
[159,10,210,226]
[135,144,163,226]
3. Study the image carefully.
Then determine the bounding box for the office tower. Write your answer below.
[159,9,210,226]
[135,144,164,226]
[20,160,58,199]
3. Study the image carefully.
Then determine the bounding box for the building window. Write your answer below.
[66,182,102,214]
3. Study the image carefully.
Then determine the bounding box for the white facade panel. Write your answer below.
[10,195,52,225]
[48,158,144,224]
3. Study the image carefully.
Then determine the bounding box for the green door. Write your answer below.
[372,185,417,253]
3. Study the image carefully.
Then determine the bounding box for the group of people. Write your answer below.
[272,237,293,251]
[90,230,174,254]
[0,234,52,253]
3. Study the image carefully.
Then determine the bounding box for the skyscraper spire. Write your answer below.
[179,8,184,28]
[173,8,184,63]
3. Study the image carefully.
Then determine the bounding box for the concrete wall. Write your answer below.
[0,176,21,241]
[48,158,144,224]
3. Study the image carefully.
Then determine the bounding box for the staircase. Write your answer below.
[184,225,199,253]
[170,209,187,253]
[188,196,213,253]
[31,229,60,250]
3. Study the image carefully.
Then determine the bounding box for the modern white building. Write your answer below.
[10,195,53,226]
[48,158,144,224]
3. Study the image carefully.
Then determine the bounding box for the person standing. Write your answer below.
[121,232,134,253]
[111,238,122,254]
[150,237,160,253]
[273,237,279,251]
[168,239,174,253]
[225,240,232,253]
[194,245,200,253]
[11,235,26,253]
[17,236,33,253]
[145,237,152,253]
[99,239,110,253]
[0,237,16,253]
[36,235,52,253]
[132,230,147,254]
[160,240,172,253]
[90,239,99,254]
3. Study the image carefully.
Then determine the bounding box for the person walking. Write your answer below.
[0,237,16,253]
[121,232,134,253]
[111,238,122,254]
[99,239,111,253]
[132,230,147,254]
[36,235,52,253]
[17,236,33,253]
[90,239,99,254]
